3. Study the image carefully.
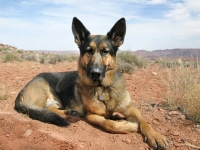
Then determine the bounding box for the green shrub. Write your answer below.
[2,52,20,62]
[48,55,58,64]
[117,51,148,73]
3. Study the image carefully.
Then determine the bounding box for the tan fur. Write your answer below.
[77,49,169,149]
[15,17,169,149]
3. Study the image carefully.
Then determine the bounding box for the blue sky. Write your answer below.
[0,0,200,51]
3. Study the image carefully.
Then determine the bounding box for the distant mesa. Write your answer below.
[134,49,200,59]
[1,43,200,59]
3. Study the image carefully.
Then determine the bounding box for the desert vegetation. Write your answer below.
[117,51,148,73]
[0,44,78,64]
[158,58,200,122]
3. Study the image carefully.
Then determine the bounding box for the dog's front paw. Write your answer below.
[145,131,169,150]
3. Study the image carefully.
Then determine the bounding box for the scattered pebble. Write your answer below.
[23,130,32,137]
[6,134,10,137]
[197,125,200,131]
[169,111,181,115]
[179,115,186,120]
[122,139,132,144]
[152,119,160,125]
[152,72,157,75]
[171,130,179,136]
[10,91,16,94]
[165,115,171,120]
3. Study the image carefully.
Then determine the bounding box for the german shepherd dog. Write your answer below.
[14,17,169,149]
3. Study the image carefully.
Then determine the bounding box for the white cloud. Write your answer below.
[123,18,200,51]
[164,3,191,20]
[39,0,76,5]
[147,0,167,5]
[185,0,200,13]
[124,0,166,5]
[0,0,200,51]
[164,0,200,21]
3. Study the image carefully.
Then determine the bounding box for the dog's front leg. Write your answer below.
[86,113,138,134]
[121,102,169,149]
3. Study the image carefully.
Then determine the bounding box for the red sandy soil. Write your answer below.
[0,61,200,150]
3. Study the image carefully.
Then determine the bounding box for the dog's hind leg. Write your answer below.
[46,106,67,117]
[45,96,69,117]
[86,113,138,134]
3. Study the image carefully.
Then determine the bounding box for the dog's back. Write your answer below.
[14,71,82,126]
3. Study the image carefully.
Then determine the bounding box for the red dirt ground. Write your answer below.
[0,61,200,150]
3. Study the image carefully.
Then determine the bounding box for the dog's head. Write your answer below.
[72,17,126,86]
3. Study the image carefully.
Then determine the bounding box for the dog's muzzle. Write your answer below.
[87,65,105,80]
[90,68,104,80]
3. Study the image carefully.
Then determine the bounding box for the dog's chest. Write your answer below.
[96,87,116,110]
[98,92,109,101]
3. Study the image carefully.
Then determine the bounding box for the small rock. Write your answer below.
[122,139,132,144]
[179,115,186,120]
[10,91,16,94]
[171,130,179,136]
[169,111,180,115]
[197,125,200,131]
[158,108,164,111]
[152,72,157,75]
[165,115,171,120]
[126,139,132,144]
[174,143,183,147]
[6,134,10,137]
[90,142,93,146]
[152,119,160,125]
[23,130,32,137]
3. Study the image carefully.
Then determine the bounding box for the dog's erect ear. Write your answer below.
[72,17,90,47]
[107,18,126,47]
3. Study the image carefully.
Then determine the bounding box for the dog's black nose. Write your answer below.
[90,68,102,80]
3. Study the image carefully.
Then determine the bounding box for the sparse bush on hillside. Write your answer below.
[156,59,181,68]
[0,47,6,51]
[63,55,79,62]
[48,55,58,64]
[117,51,148,73]
[157,58,200,69]
[2,52,21,62]
[163,60,200,122]
[20,53,39,62]
[0,44,79,64]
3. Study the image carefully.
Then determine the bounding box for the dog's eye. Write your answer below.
[86,49,93,56]
[101,49,109,56]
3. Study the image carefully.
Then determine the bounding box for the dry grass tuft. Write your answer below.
[163,59,200,122]
[0,84,8,100]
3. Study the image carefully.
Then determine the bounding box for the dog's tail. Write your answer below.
[14,92,68,126]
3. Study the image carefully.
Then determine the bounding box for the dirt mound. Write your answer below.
[0,61,200,150]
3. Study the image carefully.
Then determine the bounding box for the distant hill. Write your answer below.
[134,49,200,59]
[0,43,19,52]
[36,49,200,59]
[1,43,200,59]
